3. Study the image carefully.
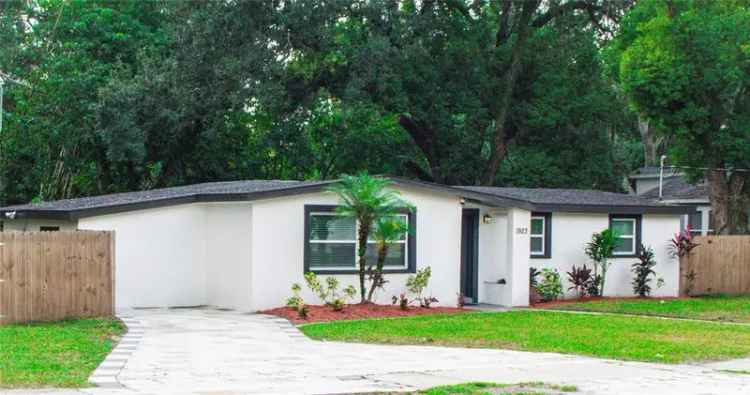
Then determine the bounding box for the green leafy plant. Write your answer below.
[367,215,411,302]
[392,267,437,309]
[286,283,304,311]
[529,267,542,304]
[566,265,593,298]
[303,272,357,310]
[297,302,309,319]
[585,229,619,296]
[536,268,563,302]
[392,294,410,311]
[632,245,657,297]
[327,173,408,303]
[587,274,603,297]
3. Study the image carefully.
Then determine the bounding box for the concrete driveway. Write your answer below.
[8,308,750,395]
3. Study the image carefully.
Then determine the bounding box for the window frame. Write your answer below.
[303,205,417,274]
[529,212,551,259]
[609,214,642,258]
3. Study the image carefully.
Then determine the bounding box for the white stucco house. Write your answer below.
[0,177,688,311]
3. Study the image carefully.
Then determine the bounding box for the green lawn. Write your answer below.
[0,318,124,388]
[416,382,577,395]
[359,382,577,395]
[300,311,750,363]
[543,295,750,323]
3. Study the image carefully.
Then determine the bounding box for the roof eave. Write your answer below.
[533,203,692,215]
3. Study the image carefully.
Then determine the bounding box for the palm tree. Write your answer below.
[327,173,406,303]
[367,216,410,302]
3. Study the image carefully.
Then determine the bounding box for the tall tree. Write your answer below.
[608,0,750,234]
[267,0,632,185]
[0,0,169,203]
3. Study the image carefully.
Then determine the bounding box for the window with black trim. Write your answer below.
[610,215,641,257]
[530,213,551,258]
[304,205,416,274]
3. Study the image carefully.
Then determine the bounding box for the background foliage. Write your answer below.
[1,0,745,211]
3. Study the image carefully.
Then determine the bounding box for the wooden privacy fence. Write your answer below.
[680,235,750,296]
[0,231,114,325]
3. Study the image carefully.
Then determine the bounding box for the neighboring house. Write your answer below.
[628,166,712,235]
[0,177,687,310]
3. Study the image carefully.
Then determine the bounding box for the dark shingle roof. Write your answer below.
[640,178,709,202]
[455,186,679,211]
[0,180,335,218]
[0,178,689,220]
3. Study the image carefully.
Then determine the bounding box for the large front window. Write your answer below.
[305,206,414,273]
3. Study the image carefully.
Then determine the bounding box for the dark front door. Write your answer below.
[460,208,479,304]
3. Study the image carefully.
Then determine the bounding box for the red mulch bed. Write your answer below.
[532,296,693,309]
[262,303,467,324]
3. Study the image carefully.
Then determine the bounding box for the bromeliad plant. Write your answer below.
[328,173,409,303]
[632,245,657,297]
[585,229,619,296]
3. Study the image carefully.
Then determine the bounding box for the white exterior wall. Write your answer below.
[3,218,77,231]
[506,208,531,306]
[78,205,208,309]
[204,203,253,311]
[248,188,464,311]
[531,213,681,298]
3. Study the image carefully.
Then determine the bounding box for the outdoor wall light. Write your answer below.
[482,214,494,224]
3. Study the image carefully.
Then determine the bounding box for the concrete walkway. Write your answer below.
[4,308,750,395]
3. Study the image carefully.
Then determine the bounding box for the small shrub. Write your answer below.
[286,283,303,311]
[632,245,657,297]
[303,272,357,309]
[297,303,309,319]
[420,296,439,308]
[393,267,437,309]
[536,268,563,302]
[566,265,593,298]
[392,294,410,310]
[587,274,603,297]
[330,298,345,312]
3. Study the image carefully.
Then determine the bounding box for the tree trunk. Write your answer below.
[706,169,749,235]
[482,0,539,185]
[398,115,443,183]
[366,242,388,302]
[357,218,372,303]
[638,116,659,166]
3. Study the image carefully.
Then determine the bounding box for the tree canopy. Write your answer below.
[4,0,744,216]
[608,0,750,233]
